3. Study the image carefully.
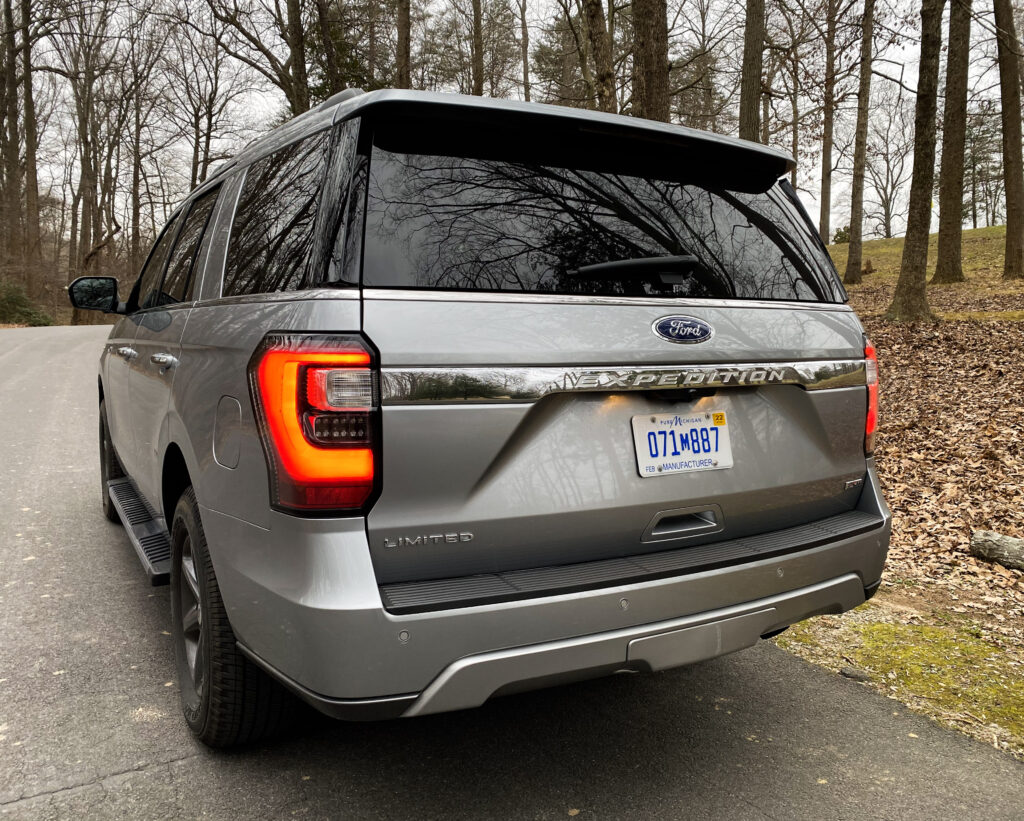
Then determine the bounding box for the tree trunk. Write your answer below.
[68,184,79,279]
[994,0,1024,279]
[970,531,1024,572]
[471,0,484,95]
[888,0,944,320]
[789,47,800,188]
[933,0,972,283]
[2,0,22,271]
[315,0,343,94]
[633,0,670,121]
[130,103,143,275]
[396,0,411,89]
[285,0,310,112]
[582,0,616,112]
[21,0,40,273]
[738,0,765,141]
[518,0,530,101]
[844,0,875,285]
[818,0,838,243]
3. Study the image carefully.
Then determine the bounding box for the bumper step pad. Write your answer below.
[107,478,171,585]
[380,510,885,614]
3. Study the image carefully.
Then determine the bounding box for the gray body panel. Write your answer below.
[128,307,191,510]
[91,90,889,717]
[203,462,888,700]
[363,294,868,583]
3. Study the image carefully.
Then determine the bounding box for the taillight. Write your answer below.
[864,338,878,455]
[248,334,379,513]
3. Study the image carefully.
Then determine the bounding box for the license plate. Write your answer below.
[631,411,733,477]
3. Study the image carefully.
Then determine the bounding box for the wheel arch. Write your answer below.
[161,443,193,525]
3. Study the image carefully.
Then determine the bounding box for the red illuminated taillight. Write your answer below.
[864,338,878,455]
[248,334,379,512]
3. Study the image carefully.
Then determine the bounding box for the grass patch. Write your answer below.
[827,225,1024,317]
[775,593,1024,758]
[827,225,1010,283]
[850,622,1024,742]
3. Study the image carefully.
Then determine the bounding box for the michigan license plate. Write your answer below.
[631,411,733,477]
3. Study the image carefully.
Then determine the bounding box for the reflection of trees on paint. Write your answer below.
[365,149,839,302]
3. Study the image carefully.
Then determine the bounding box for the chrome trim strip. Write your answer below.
[381,360,867,405]
[194,288,360,309]
[362,288,853,312]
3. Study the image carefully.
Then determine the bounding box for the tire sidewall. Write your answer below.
[170,490,211,732]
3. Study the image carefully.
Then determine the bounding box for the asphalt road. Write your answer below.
[1,324,1023,821]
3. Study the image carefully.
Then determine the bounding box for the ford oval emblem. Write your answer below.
[652,315,714,344]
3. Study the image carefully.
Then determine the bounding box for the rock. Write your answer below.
[840,666,872,683]
[970,530,1024,572]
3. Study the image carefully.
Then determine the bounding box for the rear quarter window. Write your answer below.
[362,119,843,303]
[222,129,331,297]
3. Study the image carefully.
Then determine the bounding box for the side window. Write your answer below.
[315,118,361,286]
[135,216,179,311]
[222,129,331,296]
[160,187,221,305]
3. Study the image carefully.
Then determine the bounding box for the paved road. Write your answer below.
[1,325,1022,821]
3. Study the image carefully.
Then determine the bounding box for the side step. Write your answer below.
[108,478,171,585]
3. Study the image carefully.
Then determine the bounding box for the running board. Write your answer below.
[107,478,171,585]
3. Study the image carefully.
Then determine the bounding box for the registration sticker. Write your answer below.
[631,411,734,477]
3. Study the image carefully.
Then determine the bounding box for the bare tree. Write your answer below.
[2,0,23,270]
[517,0,530,100]
[20,0,46,271]
[204,0,311,115]
[932,0,972,283]
[471,0,484,94]
[738,0,764,140]
[167,6,249,192]
[633,0,669,121]
[994,0,1024,278]
[582,0,615,112]
[843,0,874,284]
[397,0,411,88]
[888,0,944,320]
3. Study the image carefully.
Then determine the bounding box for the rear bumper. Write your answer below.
[241,571,870,719]
[204,462,890,714]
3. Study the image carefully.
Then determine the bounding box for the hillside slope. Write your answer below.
[828,225,1024,317]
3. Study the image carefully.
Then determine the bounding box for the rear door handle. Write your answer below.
[117,346,137,360]
[150,353,179,369]
[642,505,724,543]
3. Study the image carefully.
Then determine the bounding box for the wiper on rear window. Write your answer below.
[567,255,699,278]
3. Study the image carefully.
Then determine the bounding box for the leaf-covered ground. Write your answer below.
[780,229,1024,758]
[867,319,1024,600]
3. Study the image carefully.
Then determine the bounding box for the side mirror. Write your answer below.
[68,276,121,313]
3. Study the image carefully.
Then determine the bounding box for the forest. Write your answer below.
[0,0,1021,322]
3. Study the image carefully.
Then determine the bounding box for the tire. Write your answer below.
[99,400,124,523]
[169,486,295,748]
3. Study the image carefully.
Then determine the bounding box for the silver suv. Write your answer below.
[69,89,890,748]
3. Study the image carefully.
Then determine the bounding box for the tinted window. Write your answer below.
[160,187,221,305]
[363,126,842,303]
[135,217,178,311]
[223,130,331,296]
[319,118,363,286]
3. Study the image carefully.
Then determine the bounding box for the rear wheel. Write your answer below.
[170,486,295,748]
[98,400,123,523]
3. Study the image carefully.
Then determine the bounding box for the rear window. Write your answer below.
[362,119,843,303]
